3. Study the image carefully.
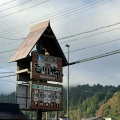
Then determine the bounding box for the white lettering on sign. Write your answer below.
[38,55,57,64]
[32,84,62,108]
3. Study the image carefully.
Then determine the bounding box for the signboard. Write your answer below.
[31,53,63,82]
[31,82,62,111]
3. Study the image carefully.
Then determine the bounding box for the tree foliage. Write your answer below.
[63,84,120,120]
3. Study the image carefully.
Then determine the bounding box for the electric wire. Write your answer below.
[0,36,25,40]
[0,0,16,6]
[0,20,25,38]
[0,74,16,78]
[1,49,120,78]
[51,0,111,22]
[64,38,120,54]
[0,72,14,74]
[0,37,120,55]
[1,11,120,42]
[0,36,120,64]
[0,65,16,69]
[1,21,120,42]
[59,22,120,40]
[0,0,119,82]
[0,49,17,53]
[0,39,23,47]
[0,79,16,83]
[0,55,13,61]
[0,0,116,43]
[60,26,120,44]
[78,64,120,81]
[0,0,32,12]
[0,0,51,19]
[0,0,110,36]
[69,49,120,66]
[0,0,103,34]
[1,17,120,45]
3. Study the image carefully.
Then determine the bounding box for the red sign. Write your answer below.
[30,82,62,111]
[31,53,63,82]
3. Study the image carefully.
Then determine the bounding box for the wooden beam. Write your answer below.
[16,69,30,74]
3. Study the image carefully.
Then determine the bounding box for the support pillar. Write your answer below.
[36,109,42,120]
[56,111,58,120]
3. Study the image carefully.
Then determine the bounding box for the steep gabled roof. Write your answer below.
[9,21,68,66]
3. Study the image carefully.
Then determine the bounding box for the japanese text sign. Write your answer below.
[31,53,63,82]
[30,82,62,111]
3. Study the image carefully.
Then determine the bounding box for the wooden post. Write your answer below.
[36,109,42,120]
[56,111,58,120]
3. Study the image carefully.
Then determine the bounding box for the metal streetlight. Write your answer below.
[65,44,70,120]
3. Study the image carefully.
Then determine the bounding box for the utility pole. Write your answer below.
[65,44,70,120]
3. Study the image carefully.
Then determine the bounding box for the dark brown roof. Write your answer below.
[0,103,28,120]
[9,21,68,66]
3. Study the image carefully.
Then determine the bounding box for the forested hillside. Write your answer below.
[0,84,119,120]
[97,91,120,120]
[62,84,120,120]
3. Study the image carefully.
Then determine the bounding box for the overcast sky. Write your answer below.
[0,0,120,94]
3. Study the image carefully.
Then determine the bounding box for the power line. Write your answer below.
[69,49,120,66]
[0,20,25,38]
[66,38,120,54]
[0,55,12,60]
[0,20,120,42]
[78,64,120,81]
[1,47,120,71]
[0,36,120,61]
[0,23,119,53]
[0,0,16,6]
[0,0,50,39]
[4,25,114,55]
[0,0,109,36]
[51,0,111,22]
[0,0,32,12]
[1,6,120,41]
[0,80,16,83]
[0,0,118,46]
[0,50,120,84]
[0,35,25,40]
[0,74,16,78]
[0,0,51,19]
[0,72,14,74]
[1,37,120,55]
[60,26,120,44]
[0,0,101,33]
[0,39,23,47]
[0,65,16,69]
[1,17,120,45]
[59,22,120,41]
[0,49,17,53]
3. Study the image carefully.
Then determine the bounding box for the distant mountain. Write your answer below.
[96,91,120,120]
[0,92,15,103]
